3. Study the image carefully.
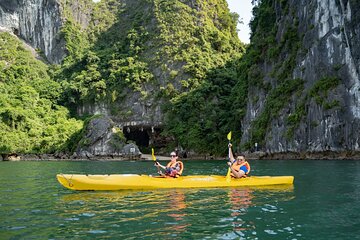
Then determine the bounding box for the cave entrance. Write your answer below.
[123,126,150,148]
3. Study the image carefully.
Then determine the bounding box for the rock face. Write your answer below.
[0,0,66,63]
[241,0,360,153]
[3,0,360,156]
[73,116,141,159]
[0,0,92,64]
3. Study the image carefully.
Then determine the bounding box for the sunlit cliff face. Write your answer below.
[313,0,359,118]
[241,0,360,152]
[0,0,65,64]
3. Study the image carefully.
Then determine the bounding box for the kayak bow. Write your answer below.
[57,174,294,191]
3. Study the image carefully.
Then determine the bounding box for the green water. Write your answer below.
[1,160,360,239]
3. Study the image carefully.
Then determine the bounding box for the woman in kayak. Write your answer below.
[227,144,250,178]
[155,151,184,178]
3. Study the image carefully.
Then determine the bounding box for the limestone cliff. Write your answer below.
[0,0,241,154]
[6,0,360,157]
[73,115,141,159]
[0,0,64,63]
[53,0,242,151]
[241,0,360,154]
[0,0,93,63]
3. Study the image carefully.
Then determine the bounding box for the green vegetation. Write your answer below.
[237,0,310,148]
[242,1,342,147]
[55,0,243,111]
[163,62,242,155]
[1,0,244,156]
[0,32,83,155]
[309,76,341,106]
[1,0,344,157]
[285,76,341,138]
[54,0,244,154]
[247,79,305,147]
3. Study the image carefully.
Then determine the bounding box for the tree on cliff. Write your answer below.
[0,32,83,158]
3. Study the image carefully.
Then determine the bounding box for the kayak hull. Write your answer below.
[57,174,294,191]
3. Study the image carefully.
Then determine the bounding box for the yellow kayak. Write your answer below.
[57,174,294,191]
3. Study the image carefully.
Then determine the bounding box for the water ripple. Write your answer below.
[7,160,360,239]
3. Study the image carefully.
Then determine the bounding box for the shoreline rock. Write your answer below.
[3,151,360,161]
[246,151,360,160]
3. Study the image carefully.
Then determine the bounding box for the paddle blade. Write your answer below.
[151,148,156,161]
[227,131,232,141]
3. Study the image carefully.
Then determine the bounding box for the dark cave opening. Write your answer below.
[123,127,150,148]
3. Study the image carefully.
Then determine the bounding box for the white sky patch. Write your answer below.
[226,0,253,44]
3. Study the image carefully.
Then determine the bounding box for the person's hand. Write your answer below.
[227,161,231,167]
[228,143,232,148]
[154,162,159,166]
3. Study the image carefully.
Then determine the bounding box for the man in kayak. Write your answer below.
[155,151,184,178]
[227,144,250,178]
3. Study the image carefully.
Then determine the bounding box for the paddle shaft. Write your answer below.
[226,132,232,179]
[152,148,164,175]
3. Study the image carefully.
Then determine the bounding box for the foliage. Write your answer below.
[6,0,328,156]
[248,79,305,147]
[233,0,310,149]
[0,32,83,154]
[109,127,127,151]
[50,0,245,155]
[309,77,340,105]
[285,76,341,138]
[152,0,245,154]
[163,62,241,155]
[60,20,90,64]
[55,0,243,106]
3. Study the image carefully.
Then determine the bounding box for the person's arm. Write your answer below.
[228,143,235,162]
[246,162,251,175]
[229,167,242,178]
[155,161,166,170]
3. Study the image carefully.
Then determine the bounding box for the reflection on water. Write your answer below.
[229,188,253,234]
[166,190,190,234]
[225,185,295,238]
[2,160,360,239]
[57,185,295,239]
[59,189,194,238]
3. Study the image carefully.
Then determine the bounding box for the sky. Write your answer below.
[226,0,253,44]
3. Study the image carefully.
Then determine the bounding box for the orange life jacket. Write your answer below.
[231,161,250,177]
[166,161,184,177]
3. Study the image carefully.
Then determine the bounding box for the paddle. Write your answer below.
[152,148,163,175]
[226,131,232,181]
[151,148,157,162]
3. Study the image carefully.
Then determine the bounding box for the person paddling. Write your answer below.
[155,151,184,178]
[227,144,250,178]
